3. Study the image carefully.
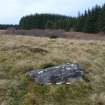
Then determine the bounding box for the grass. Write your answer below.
[0,34,105,105]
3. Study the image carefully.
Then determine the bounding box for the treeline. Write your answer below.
[19,14,77,31]
[19,4,105,33]
[0,24,18,30]
[76,4,105,33]
[0,4,105,33]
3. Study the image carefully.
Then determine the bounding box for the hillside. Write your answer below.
[0,34,105,105]
[19,5,105,33]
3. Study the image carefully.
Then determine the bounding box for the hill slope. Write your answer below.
[0,34,105,105]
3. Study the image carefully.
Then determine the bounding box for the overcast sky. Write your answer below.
[0,0,105,24]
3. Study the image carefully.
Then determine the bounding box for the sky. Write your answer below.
[0,0,105,24]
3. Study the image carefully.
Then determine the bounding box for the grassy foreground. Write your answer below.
[0,35,105,105]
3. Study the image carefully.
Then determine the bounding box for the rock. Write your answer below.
[26,63,83,85]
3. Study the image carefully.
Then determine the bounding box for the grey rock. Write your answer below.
[26,63,83,85]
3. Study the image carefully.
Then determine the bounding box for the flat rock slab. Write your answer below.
[26,64,83,85]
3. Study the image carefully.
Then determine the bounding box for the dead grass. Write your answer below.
[0,34,105,105]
